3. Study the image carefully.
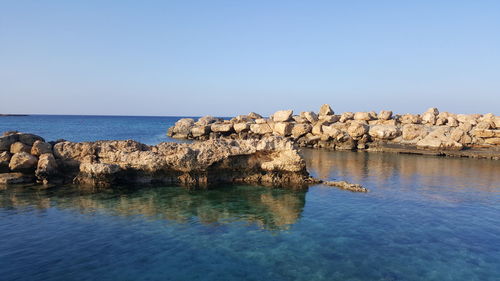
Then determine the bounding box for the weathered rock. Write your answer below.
[354,112,371,121]
[31,140,52,156]
[10,142,31,154]
[250,123,273,135]
[0,134,19,151]
[471,129,500,138]
[484,138,500,145]
[8,152,38,172]
[400,114,422,124]
[273,122,293,136]
[293,116,307,123]
[234,123,250,133]
[291,124,312,138]
[196,116,221,126]
[247,112,263,119]
[319,104,334,116]
[35,153,58,183]
[18,133,45,146]
[339,112,354,123]
[171,118,195,138]
[211,123,233,133]
[323,180,368,192]
[422,111,437,125]
[416,128,463,151]
[191,126,211,137]
[255,118,267,124]
[369,125,401,140]
[318,115,340,123]
[347,122,369,139]
[301,111,318,123]
[0,151,11,172]
[322,125,342,138]
[378,110,393,120]
[402,124,428,141]
[272,110,293,122]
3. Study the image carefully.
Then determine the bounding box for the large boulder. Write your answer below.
[234,123,250,133]
[471,129,500,138]
[10,142,31,154]
[196,116,221,126]
[35,153,59,183]
[402,124,428,141]
[31,140,52,156]
[354,112,371,121]
[18,133,45,146]
[171,118,195,138]
[250,123,273,135]
[322,125,342,139]
[400,114,422,124]
[8,152,38,172]
[273,122,293,136]
[339,112,354,123]
[247,112,263,119]
[0,134,19,151]
[378,110,393,120]
[301,111,318,123]
[368,125,401,140]
[211,123,234,133]
[319,104,334,116]
[416,129,463,151]
[272,110,293,122]
[291,124,312,138]
[347,122,369,139]
[191,126,211,137]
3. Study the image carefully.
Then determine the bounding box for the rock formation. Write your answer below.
[167,106,500,159]
[0,131,316,188]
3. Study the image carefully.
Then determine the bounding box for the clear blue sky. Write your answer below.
[1,0,499,116]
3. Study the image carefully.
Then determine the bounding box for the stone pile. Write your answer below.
[167,105,500,159]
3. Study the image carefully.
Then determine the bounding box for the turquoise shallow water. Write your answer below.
[0,115,499,281]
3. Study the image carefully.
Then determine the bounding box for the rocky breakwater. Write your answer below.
[167,105,500,159]
[0,131,314,188]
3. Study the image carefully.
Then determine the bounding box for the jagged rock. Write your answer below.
[312,122,325,135]
[476,121,493,130]
[35,153,58,183]
[250,123,273,135]
[293,116,307,123]
[191,126,211,137]
[196,116,220,126]
[10,142,31,154]
[211,123,233,133]
[471,129,500,138]
[8,152,38,172]
[347,122,369,139]
[322,125,342,138]
[484,138,500,145]
[18,133,45,146]
[272,110,293,122]
[354,112,371,121]
[402,124,428,141]
[426,107,439,115]
[31,140,52,156]
[273,122,292,136]
[234,123,250,133]
[378,110,392,120]
[0,151,11,172]
[368,125,401,140]
[301,111,318,123]
[457,114,478,125]
[339,112,354,123]
[400,114,422,124]
[247,112,263,119]
[319,104,334,116]
[171,118,195,138]
[255,118,267,124]
[318,115,340,123]
[416,128,463,151]
[422,111,437,125]
[291,124,312,138]
[0,173,35,184]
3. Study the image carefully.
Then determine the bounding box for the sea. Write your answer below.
[0,115,499,281]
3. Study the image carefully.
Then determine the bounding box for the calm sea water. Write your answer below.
[1,115,499,281]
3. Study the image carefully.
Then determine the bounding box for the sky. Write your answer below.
[1,0,499,116]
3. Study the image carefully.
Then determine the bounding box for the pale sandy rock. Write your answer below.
[353,112,371,121]
[291,124,312,138]
[368,125,401,140]
[425,107,439,115]
[476,121,493,130]
[31,140,52,156]
[234,123,250,133]
[247,112,263,119]
[10,142,31,154]
[196,116,221,126]
[347,122,369,139]
[456,114,478,125]
[471,129,500,138]
[255,118,267,124]
[273,122,293,136]
[457,122,473,133]
[402,124,428,141]
[293,116,307,123]
[211,123,233,133]
[382,119,398,126]
[312,122,324,135]
[484,138,500,145]
[319,104,334,116]
[301,111,318,123]
[416,131,463,151]
[250,123,273,135]
[435,117,447,126]
[272,110,293,122]
[9,152,38,172]
[378,110,392,120]
[493,116,500,129]
[171,118,195,137]
[339,112,354,123]
[400,114,422,124]
[35,153,58,183]
[450,129,472,145]
[191,126,211,137]
[368,111,378,119]
[422,111,437,125]
[318,115,340,123]
[322,125,342,138]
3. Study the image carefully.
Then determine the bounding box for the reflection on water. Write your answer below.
[304,149,500,196]
[0,185,306,230]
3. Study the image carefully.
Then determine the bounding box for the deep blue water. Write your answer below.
[1,115,499,281]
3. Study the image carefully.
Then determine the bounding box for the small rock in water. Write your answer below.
[323,180,368,192]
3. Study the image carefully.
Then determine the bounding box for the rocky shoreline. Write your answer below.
[0,131,326,189]
[167,105,500,160]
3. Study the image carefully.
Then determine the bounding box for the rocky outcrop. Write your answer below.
[0,132,316,188]
[167,106,500,159]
